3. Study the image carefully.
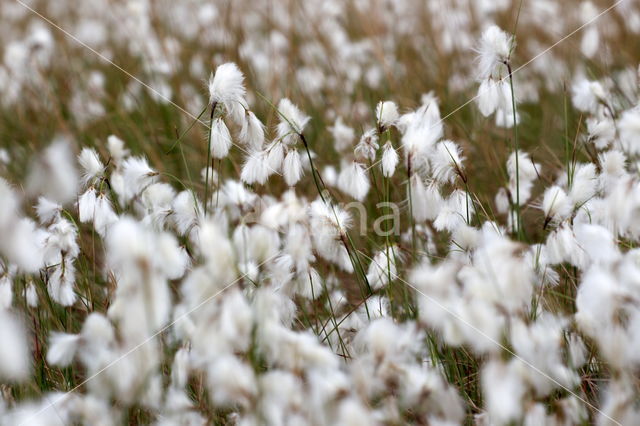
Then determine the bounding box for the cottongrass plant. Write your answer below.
[2,1,640,425]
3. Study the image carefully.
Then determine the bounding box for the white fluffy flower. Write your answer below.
[338,161,370,201]
[36,197,61,224]
[354,129,379,162]
[210,118,233,159]
[401,103,443,161]
[376,100,399,129]
[78,148,104,187]
[541,185,572,226]
[477,79,512,117]
[26,137,79,205]
[381,141,399,178]
[430,140,464,184]
[107,134,129,164]
[0,310,30,381]
[239,110,265,150]
[208,62,247,111]
[277,98,310,142]
[366,246,398,291]
[283,149,303,186]
[118,156,158,204]
[241,150,270,185]
[619,107,640,155]
[47,259,77,306]
[476,25,513,80]
[572,78,606,113]
[329,117,355,152]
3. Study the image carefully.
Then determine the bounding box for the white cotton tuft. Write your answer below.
[354,129,379,162]
[329,117,355,152]
[322,165,338,187]
[107,135,129,164]
[241,151,270,185]
[507,151,539,206]
[0,310,30,381]
[366,246,398,291]
[48,260,77,306]
[78,188,97,223]
[376,100,399,129]
[434,189,474,231]
[495,187,510,214]
[277,98,310,141]
[401,103,443,159]
[93,193,118,236]
[4,218,45,273]
[25,282,38,307]
[207,355,256,407]
[266,140,285,172]
[568,163,597,206]
[581,27,599,59]
[239,110,265,150]
[0,275,12,309]
[78,147,104,187]
[283,149,303,186]
[586,117,615,150]
[36,197,61,224]
[482,360,525,425]
[476,25,513,80]
[26,137,79,205]
[619,107,640,155]
[208,62,247,113]
[571,78,606,113]
[381,141,399,178]
[477,79,502,116]
[409,175,443,222]
[47,332,80,367]
[119,156,158,204]
[170,190,201,236]
[210,118,233,159]
[430,140,464,184]
[580,3,600,58]
[598,150,626,192]
[541,185,571,225]
[338,161,370,201]
[574,223,618,265]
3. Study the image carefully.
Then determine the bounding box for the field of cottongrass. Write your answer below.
[1,0,640,424]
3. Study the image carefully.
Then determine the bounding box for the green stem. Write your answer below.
[204,103,217,218]
[407,155,417,259]
[506,62,522,240]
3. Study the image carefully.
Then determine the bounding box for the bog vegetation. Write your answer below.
[1,0,640,425]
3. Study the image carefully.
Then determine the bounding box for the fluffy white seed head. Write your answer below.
[619,107,640,155]
[476,25,513,80]
[541,185,571,225]
[430,140,464,184]
[210,118,233,159]
[329,117,356,152]
[381,141,399,178]
[107,135,129,164]
[26,137,79,205]
[239,110,265,150]
[78,148,104,187]
[376,100,399,129]
[208,62,247,111]
[277,98,310,141]
[338,161,370,201]
[354,129,379,162]
[401,103,443,160]
[0,310,30,381]
[283,149,303,186]
[241,150,270,185]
